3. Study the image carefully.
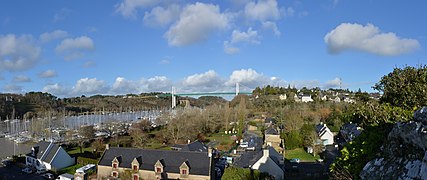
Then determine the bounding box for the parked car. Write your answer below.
[36,168,47,174]
[41,172,55,180]
[290,158,300,164]
[1,159,12,167]
[245,146,256,151]
[22,167,33,174]
[239,142,248,148]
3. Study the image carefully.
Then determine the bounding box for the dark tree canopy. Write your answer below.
[373,65,427,110]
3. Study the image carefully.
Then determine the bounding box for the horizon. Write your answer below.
[0,0,426,98]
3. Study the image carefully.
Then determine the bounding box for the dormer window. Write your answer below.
[132,157,141,172]
[180,161,190,178]
[154,160,164,174]
[112,156,121,169]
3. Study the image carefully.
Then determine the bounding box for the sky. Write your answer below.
[0,0,426,97]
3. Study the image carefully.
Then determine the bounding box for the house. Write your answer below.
[279,94,287,100]
[251,147,284,180]
[340,122,362,142]
[58,173,74,180]
[331,96,341,103]
[97,146,214,180]
[343,97,356,103]
[301,95,314,103]
[264,117,276,127]
[25,141,75,171]
[264,127,283,153]
[171,140,208,152]
[234,146,284,179]
[315,123,334,146]
[294,94,301,102]
[321,95,328,101]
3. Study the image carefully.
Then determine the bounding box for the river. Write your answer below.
[0,138,34,159]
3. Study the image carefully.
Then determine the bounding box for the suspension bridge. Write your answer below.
[159,83,253,108]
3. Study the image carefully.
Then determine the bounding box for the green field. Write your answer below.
[206,132,236,151]
[285,148,320,162]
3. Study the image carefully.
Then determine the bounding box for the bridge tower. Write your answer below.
[171,87,176,109]
[235,83,240,96]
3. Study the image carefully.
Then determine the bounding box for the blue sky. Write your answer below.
[0,0,425,97]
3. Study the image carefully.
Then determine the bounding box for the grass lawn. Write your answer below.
[285,148,320,162]
[206,132,236,151]
[145,142,172,150]
[67,146,94,155]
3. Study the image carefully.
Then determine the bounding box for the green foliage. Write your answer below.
[373,65,427,110]
[285,148,320,162]
[283,130,302,150]
[300,124,317,148]
[350,102,413,127]
[330,124,394,179]
[222,166,272,180]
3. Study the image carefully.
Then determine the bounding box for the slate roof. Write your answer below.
[171,141,208,152]
[265,127,279,135]
[233,151,263,168]
[27,141,61,163]
[98,147,211,176]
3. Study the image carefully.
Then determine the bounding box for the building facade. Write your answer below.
[97,146,214,180]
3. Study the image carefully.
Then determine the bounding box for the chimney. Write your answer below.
[105,144,109,150]
[208,147,212,158]
[263,148,269,157]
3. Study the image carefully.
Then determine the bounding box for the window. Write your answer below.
[113,163,118,169]
[112,171,118,177]
[133,174,139,180]
[156,167,162,173]
[181,169,187,175]
[133,165,138,171]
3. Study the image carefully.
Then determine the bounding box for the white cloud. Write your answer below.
[42,83,67,96]
[226,68,269,88]
[324,23,420,56]
[223,41,240,54]
[72,77,108,96]
[143,4,181,27]
[231,28,260,44]
[289,80,321,89]
[13,75,31,83]
[0,34,41,72]
[56,36,95,60]
[159,59,170,65]
[224,28,260,54]
[116,0,158,18]
[262,21,281,36]
[144,76,172,92]
[323,77,342,89]
[244,0,280,21]
[39,30,68,43]
[164,2,229,46]
[83,60,96,68]
[283,7,295,17]
[3,84,23,93]
[182,70,223,87]
[39,70,57,78]
[111,77,140,94]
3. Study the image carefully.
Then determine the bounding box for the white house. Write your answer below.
[279,94,287,100]
[315,124,334,146]
[251,147,284,180]
[301,95,314,103]
[26,141,75,171]
[332,96,341,103]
